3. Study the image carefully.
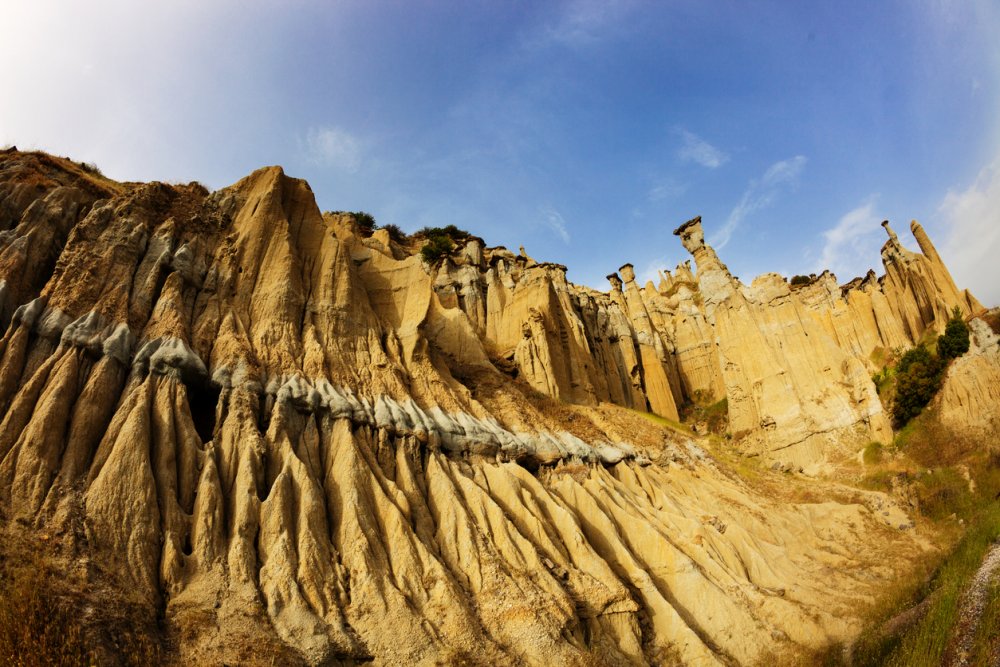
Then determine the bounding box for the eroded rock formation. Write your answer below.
[430,208,983,467]
[937,316,1000,437]
[0,149,984,665]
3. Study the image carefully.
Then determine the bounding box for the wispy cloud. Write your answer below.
[637,255,674,286]
[939,155,1000,306]
[816,195,882,279]
[304,125,361,171]
[647,176,687,202]
[676,129,729,168]
[541,204,571,243]
[534,0,635,49]
[710,155,806,249]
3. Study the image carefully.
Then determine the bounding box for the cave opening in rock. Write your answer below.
[187,380,222,443]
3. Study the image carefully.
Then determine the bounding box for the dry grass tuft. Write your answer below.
[0,527,162,666]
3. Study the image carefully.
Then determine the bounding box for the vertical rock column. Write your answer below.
[909,220,984,316]
[673,216,891,464]
[615,265,680,420]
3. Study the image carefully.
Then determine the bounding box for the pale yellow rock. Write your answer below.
[672,217,892,466]
[937,318,1000,437]
[0,149,986,666]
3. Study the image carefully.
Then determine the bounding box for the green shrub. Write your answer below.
[892,346,945,427]
[327,211,377,235]
[915,467,974,520]
[380,223,407,244]
[863,441,885,464]
[351,211,376,235]
[872,366,895,398]
[790,274,811,286]
[842,502,1000,666]
[414,224,470,241]
[420,234,455,264]
[79,161,103,176]
[937,307,970,361]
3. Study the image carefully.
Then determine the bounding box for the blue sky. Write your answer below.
[3,1,999,304]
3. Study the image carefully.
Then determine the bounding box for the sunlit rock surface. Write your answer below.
[0,149,986,665]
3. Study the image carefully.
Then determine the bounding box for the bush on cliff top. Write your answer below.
[937,307,970,361]
[380,223,408,244]
[414,224,470,241]
[420,234,455,264]
[415,225,470,265]
[326,210,377,236]
[350,211,376,234]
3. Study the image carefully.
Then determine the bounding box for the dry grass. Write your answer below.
[0,527,162,666]
[807,411,1000,666]
[842,502,1000,666]
[678,394,729,435]
[980,309,1000,336]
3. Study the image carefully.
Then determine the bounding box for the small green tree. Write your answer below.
[420,234,455,264]
[891,345,945,426]
[414,224,470,241]
[937,307,970,360]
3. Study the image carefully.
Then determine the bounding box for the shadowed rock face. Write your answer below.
[0,150,978,665]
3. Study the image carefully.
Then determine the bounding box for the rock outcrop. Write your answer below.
[936,316,1000,437]
[0,149,983,665]
[426,211,982,468]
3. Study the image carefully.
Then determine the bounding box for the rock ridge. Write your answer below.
[0,149,983,665]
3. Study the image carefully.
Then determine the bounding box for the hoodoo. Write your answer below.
[0,149,995,665]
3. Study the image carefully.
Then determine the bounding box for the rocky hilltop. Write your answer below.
[0,148,995,665]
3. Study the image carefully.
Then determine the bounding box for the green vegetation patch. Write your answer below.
[420,234,456,264]
[414,224,470,241]
[679,392,729,436]
[863,441,885,465]
[892,345,946,426]
[937,307,971,361]
[415,225,470,264]
[379,223,408,244]
[326,210,378,236]
[845,502,1000,667]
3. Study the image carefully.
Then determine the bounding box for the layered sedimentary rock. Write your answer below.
[937,316,1000,437]
[0,149,977,665]
[427,207,982,466]
[667,218,892,466]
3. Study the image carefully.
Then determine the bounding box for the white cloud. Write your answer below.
[710,155,806,249]
[815,195,883,280]
[304,126,361,171]
[676,129,729,169]
[939,156,1000,307]
[637,255,674,286]
[647,176,687,202]
[540,205,571,243]
[535,0,635,49]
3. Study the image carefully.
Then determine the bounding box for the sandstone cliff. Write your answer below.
[0,149,982,665]
[936,315,1000,437]
[429,208,982,468]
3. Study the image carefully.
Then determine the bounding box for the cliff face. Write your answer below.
[0,149,984,665]
[936,318,1000,437]
[432,212,982,468]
